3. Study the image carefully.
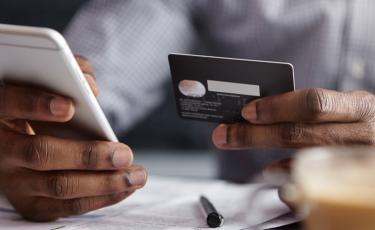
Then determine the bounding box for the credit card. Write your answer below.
[168,54,295,123]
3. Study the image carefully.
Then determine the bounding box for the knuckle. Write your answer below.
[24,137,50,169]
[105,173,123,192]
[21,93,44,114]
[361,123,375,145]
[67,198,93,215]
[304,88,332,120]
[279,123,306,146]
[81,142,99,169]
[356,91,375,121]
[335,122,375,145]
[68,199,84,215]
[227,123,252,147]
[21,199,59,222]
[103,172,123,193]
[254,98,274,121]
[0,86,46,117]
[47,173,77,198]
[325,128,343,145]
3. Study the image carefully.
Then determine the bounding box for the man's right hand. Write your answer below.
[0,84,147,222]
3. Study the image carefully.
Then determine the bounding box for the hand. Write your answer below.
[0,57,147,222]
[75,55,99,96]
[212,88,375,149]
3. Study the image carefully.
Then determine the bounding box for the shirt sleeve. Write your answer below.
[64,0,196,133]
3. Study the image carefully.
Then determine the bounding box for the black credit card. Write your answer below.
[168,54,295,123]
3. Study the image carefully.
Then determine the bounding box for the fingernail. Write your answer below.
[112,147,133,168]
[213,124,228,146]
[124,169,147,187]
[50,97,73,116]
[242,103,257,121]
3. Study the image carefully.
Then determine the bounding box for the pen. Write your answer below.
[199,195,224,228]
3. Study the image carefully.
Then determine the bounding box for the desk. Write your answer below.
[134,150,302,230]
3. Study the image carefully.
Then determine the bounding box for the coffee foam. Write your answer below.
[294,147,375,206]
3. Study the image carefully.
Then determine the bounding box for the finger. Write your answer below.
[84,73,99,96]
[212,122,375,149]
[278,185,298,211]
[8,134,134,171]
[23,191,134,221]
[75,55,93,75]
[262,157,293,185]
[0,85,74,122]
[74,55,99,96]
[264,157,293,175]
[0,119,35,135]
[241,88,375,124]
[29,165,146,199]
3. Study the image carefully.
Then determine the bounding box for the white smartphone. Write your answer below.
[0,24,118,142]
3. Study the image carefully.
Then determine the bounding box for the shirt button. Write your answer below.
[348,56,365,80]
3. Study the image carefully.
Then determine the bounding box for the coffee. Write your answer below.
[293,147,375,230]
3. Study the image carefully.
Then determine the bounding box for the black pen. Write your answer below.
[199,195,224,228]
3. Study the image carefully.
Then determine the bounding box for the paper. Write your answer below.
[0,176,293,230]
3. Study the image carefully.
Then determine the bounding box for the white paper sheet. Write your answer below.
[0,176,292,230]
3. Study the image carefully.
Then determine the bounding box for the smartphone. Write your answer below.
[0,24,117,141]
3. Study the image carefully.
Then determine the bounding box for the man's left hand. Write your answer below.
[212,88,375,149]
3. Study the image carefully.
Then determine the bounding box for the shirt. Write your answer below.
[65,0,375,135]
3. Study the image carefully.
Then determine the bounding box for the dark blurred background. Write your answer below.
[0,0,87,32]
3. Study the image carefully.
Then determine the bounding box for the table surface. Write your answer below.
[135,150,302,230]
